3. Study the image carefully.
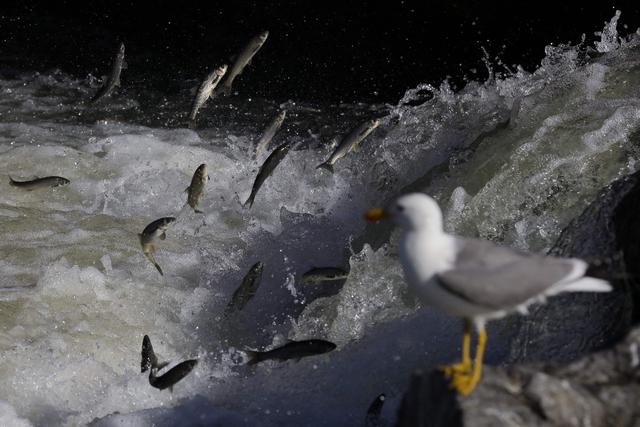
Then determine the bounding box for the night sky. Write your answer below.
[2,1,640,102]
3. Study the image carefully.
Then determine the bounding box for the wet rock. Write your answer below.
[396,327,640,427]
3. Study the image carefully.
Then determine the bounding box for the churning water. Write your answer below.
[0,11,639,426]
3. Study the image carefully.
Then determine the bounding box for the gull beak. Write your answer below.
[364,207,388,222]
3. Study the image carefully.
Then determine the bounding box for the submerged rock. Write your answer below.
[396,169,640,426]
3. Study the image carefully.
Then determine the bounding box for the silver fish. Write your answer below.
[91,43,126,103]
[365,393,386,427]
[186,164,209,213]
[139,217,176,276]
[188,65,227,128]
[244,142,291,208]
[316,118,380,173]
[218,31,269,96]
[255,110,286,157]
[245,339,336,365]
[9,176,70,190]
[142,336,197,391]
[149,359,198,391]
[225,261,264,314]
[300,267,349,285]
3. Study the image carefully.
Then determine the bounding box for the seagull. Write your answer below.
[365,192,612,395]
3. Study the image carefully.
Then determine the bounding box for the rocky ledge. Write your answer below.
[396,327,640,427]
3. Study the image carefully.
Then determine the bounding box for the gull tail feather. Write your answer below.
[558,277,612,293]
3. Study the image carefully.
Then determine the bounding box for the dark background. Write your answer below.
[1,1,640,102]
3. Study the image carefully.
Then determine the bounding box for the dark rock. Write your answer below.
[509,170,640,363]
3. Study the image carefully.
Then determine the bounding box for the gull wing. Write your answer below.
[436,238,578,309]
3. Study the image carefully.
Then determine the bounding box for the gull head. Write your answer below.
[393,193,443,232]
[366,193,444,233]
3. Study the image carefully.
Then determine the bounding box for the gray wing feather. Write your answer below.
[437,239,576,309]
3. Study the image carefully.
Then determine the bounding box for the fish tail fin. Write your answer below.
[244,350,261,365]
[316,162,334,173]
[141,335,158,373]
[154,262,164,276]
[175,203,190,220]
[8,176,16,186]
[220,83,232,96]
[243,193,255,209]
[144,251,164,276]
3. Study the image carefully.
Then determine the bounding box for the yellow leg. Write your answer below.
[439,318,472,376]
[470,325,487,388]
[449,323,487,396]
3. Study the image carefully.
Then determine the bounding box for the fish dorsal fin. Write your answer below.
[184,186,189,193]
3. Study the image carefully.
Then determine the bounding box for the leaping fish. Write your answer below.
[141,335,197,391]
[149,359,198,391]
[255,110,286,157]
[244,142,291,208]
[245,339,336,365]
[9,176,70,190]
[316,118,380,173]
[217,31,269,96]
[188,65,227,128]
[139,217,176,276]
[185,164,209,213]
[225,261,264,315]
[91,43,126,103]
